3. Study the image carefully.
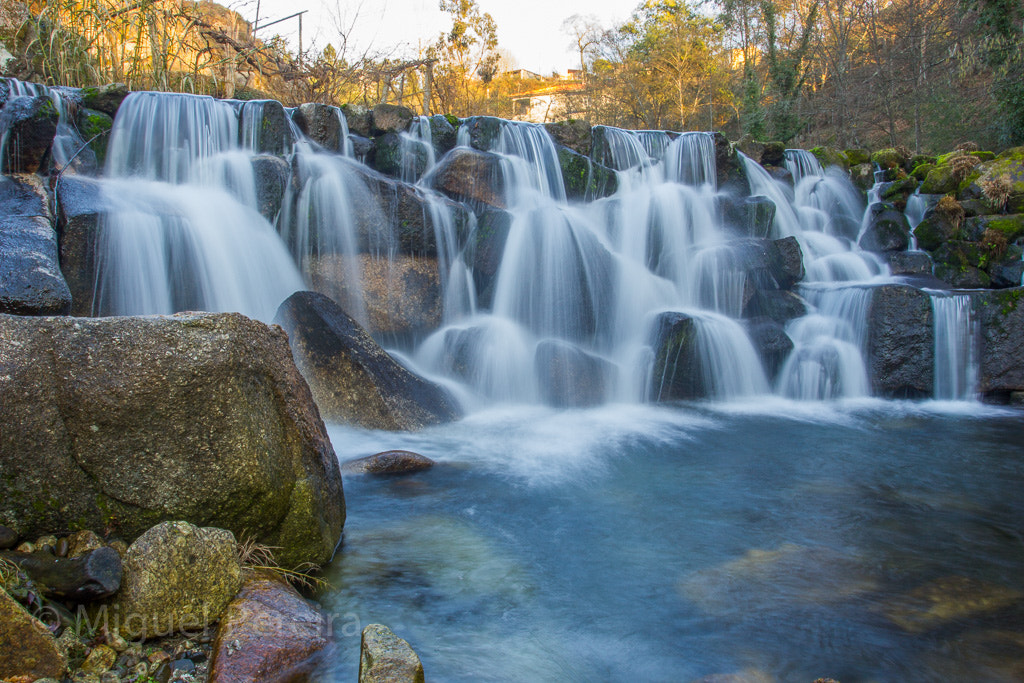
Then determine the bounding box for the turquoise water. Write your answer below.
[320,401,1024,682]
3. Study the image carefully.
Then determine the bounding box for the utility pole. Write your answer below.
[253,10,308,64]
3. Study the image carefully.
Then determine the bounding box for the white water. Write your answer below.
[931,293,978,400]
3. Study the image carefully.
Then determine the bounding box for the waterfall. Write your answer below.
[931,294,978,400]
[784,148,824,182]
[400,116,436,184]
[664,132,717,188]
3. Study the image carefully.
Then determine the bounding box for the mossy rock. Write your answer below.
[921,165,960,194]
[556,145,617,201]
[79,83,129,117]
[910,154,936,169]
[996,146,1024,161]
[911,162,935,181]
[871,148,908,170]
[545,119,592,157]
[958,156,1024,206]
[810,146,848,171]
[967,214,1024,242]
[76,107,113,169]
[881,178,919,204]
[844,148,871,165]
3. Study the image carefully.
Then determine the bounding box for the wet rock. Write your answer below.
[931,240,992,288]
[691,669,774,683]
[865,284,933,398]
[55,175,113,316]
[209,574,331,683]
[713,131,750,196]
[858,202,910,253]
[350,133,373,159]
[545,119,592,157]
[746,317,794,380]
[848,162,874,193]
[468,208,512,308]
[556,145,617,201]
[66,530,103,559]
[239,100,292,156]
[913,201,964,252]
[0,95,59,173]
[884,575,1022,633]
[341,450,436,475]
[340,104,372,138]
[0,588,65,680]
[79,644,116,675]
[768,236,804,289]
[101,521,241,640]
[371,103,414,135]
[359,623,425,683]
[810,145,849,171]
[460,115,503,151]
[0,546,121,601]
[427,147,507,210]
[721,195,776,239]
[990,261,1024,289]
[535,339,614,408]
[744,289,807,323]
[428,114,457,157]
[649,312,702,401]
[80,83,129,118]
[0,208,72,315]
[0,312,344,568]
[309,254,442,340]
[76,108,113,169]
[295,103,345,153]
[976,287,1024,399]
[274,291,462,430]
[888,250,933,276]
[251,154,290,223]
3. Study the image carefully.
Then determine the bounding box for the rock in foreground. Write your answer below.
[341,450,436,475]
[0,312,344,568]
[359,624,425,683]
[274,291,462,430]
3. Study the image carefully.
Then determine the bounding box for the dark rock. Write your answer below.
[933,262,991,289]
[734,136,784,167]
[171,658,196,674]
[460,115,503,151]
[80,83,130,118]
[468,208,512,308]
[963,214,1024,242]
[0,526,16,549]
[0,589,65,680]
[858,202,910,253]
[370,131,418,179]
[0,312,344,568]
[888,250,933,276]
[274,291,462,430]
[340,104,372,138]
[976,287,1024,398]
[426,147,507,210]
[296,103,345,152]
[99,521,240,640]
[768,236,804,289]
[880,178,919,210]
[1,95,59,174]
[545,119,592,157]
[239,100,292,156]
[428,114,458,157]
[0,546,121,601]
[849,163,874,193]
[209,574,332,683]
[914,204,963,252]
[55,175,110,316]
[866,284,933,397]
[931,240,992,288]
[721,195,776,239]
[768,165,795,186]
[810,146,849,171]
[54,536,68,557]
[990,261,1024,289]
[747,317,794,380]
[649,312,702,401]
[359,623,424,683]
[350,133,373,159]
[371,103,415,135]
[251,154,290,223]
[534,339,614,408]
[744,289,807,323]
[76,108,113,170]
[341,450,436,475]
[713,132,750,196]
[0,175,72,315]
[556,145,617,201]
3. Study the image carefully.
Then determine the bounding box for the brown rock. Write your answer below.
[0,312,344,569]
[359,623,424,683]
[66,530,104,559]
[209,575,332,683]
[78,644,116,675]
[884,575,1023,633]
[0,588,65,680]
[341,451,436,475]
[427,147,507,210]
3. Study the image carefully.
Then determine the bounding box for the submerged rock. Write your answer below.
[341,450,436,475]
[274,291,462,430]
[865,284,934,398]
[210,573,333,683]
[359,624,425,683]
[884,575,1022,633]
[0,312,344,568]
[100,521,241,640]
[0,588,65,680]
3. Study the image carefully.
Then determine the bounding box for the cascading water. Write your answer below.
[931,293,978,400]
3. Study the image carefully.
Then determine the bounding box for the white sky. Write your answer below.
[241,0,638,75]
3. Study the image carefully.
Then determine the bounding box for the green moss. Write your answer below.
[971,151,996,162]
[872,148,906,169]
[996,146,1024,161]
[995,288,1023,315]
[844,148,871,165]
[984,215,1024,240]
[912,163,935,181]
[810,146,848,170]
[444,113,460,128]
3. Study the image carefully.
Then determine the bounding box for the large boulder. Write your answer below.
[55,174,110,316]
[80,83,130,118]
[649,312,702,401]
[467,208,512,308]
[746,317,794,380]
[0,588,65,680]
[428,114,458,157]
[273,291,462,430]
[210,573,333,683]
[426,147,507,210]
[545,119,592,157]
[865,285,934,398]
[768,236,804,289]
[294,103,346,153]
[713,131,750,196]
[460,115,503,151]
[239,100,293,156]
[914,199,964,252]
[975,287,1024,399]
[371,103,415,136]
[359,624,425,683]
[0,175,72,315]
[720,195,776,239]
[251,154,291,223]
[534,339,614,408]
[0,312,345,568]
[858,202,910,253]
[959,150,1024,214]
[0,95,59,173]
[100,521,241,639]
[556,145,617,201]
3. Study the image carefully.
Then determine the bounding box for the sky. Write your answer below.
[241,0,637,75]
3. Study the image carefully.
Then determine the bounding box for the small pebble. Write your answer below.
[106,631,129,652]
[55,537,70,557]
[34,534,57,548]
[148,650,172,665]
[15,541,34,553]
[0,525,17,550]
[170,658,196,674]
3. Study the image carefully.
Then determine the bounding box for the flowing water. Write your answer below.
[8,87,1022,680]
